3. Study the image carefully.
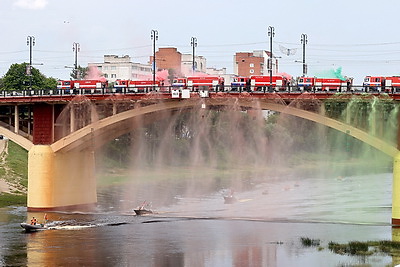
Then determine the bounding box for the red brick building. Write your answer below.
[234,51,276,77]
[150,47,182,75]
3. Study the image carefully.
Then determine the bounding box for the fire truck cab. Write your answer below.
[363,76,385,92]
[231,76,250,91]
[363,76,400,93]
[297,77,314,91]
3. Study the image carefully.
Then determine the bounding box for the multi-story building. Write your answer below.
[88,55,152,83]
[181,54,207,75]
[234,51,278,77]
[151,47,207,77]
[151,47,182,76]
[88,49,280,85]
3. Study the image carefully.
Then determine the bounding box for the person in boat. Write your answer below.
[138,201,146,210]
[44,213,48,223]
[30,217,37,225]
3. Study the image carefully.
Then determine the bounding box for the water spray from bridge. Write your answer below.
[44,90,399,223]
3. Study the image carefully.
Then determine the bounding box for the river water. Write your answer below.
[0,172,397,266]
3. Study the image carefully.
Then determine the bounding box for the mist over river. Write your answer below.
[0,171,396,267]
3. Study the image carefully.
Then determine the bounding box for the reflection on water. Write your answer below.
[0,172,396,266]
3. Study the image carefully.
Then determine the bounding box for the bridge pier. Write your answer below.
[393,110,400,226]
[27,145,97,211]
[393,153,400,225]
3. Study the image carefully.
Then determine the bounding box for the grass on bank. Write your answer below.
[7,141,28,186]
[301,237,400,257]
[0,193,26,207]
[0,141,28,208]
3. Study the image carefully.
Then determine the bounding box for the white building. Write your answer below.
[206,67,233,85]
[252,50,278,75]
[88,55,152,83]
[181,54,207,75]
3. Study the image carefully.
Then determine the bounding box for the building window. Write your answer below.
[111,74,116,78]
[104,74,108,78]
[111,66,116,70]
[249,63,254,67]
[250,69,254,74]
[104,66,108,70]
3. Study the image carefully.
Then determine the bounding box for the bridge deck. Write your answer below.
[0,91,399,104]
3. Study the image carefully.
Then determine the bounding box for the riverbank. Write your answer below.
[0,140,27,207]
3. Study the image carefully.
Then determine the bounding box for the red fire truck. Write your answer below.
[363,76,400,92]
[172,76,225,91]
[297,77,349,92]
[249,75,288,91]
[230,76,250,91]
[114,80,162,93]
[57,80,108,93]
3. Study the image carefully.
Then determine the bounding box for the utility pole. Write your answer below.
[73,42,80,79]
[301,34,308,77]
[26,36,35,89]
[191,37,197,74]
[151,30,158,88]
[268,26,275,91]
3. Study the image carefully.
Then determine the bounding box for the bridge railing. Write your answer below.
[0,85,397,98]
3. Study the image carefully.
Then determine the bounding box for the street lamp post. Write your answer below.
[268,26,275,92]
[191,37,197,74]
[26,36,35,89]
[301,34,308,77]
[73,42,80,79]
[151,30,158,89]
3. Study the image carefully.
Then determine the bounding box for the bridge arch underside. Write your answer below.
[52,98,398,158]
[0,126,32,151]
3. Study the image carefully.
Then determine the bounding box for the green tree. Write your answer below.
[1,63,57,90]
[43,77,58,89]
[70,66,88,80]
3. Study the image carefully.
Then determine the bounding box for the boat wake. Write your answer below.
[22,220,130,232]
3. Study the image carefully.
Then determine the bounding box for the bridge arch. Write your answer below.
[51,98,399,157]
[0,126,33,151]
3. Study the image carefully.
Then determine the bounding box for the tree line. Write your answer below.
[0,63,88,91]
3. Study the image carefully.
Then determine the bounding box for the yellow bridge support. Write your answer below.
[27,145,97,211]
[393,152,400,225]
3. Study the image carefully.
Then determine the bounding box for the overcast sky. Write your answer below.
[1,0,400,84]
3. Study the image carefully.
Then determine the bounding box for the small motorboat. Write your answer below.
[134,201,153,215]
[20,223,46,232]
[223,189,237,204]
[223,195,237,204]
[134,208,153,215]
